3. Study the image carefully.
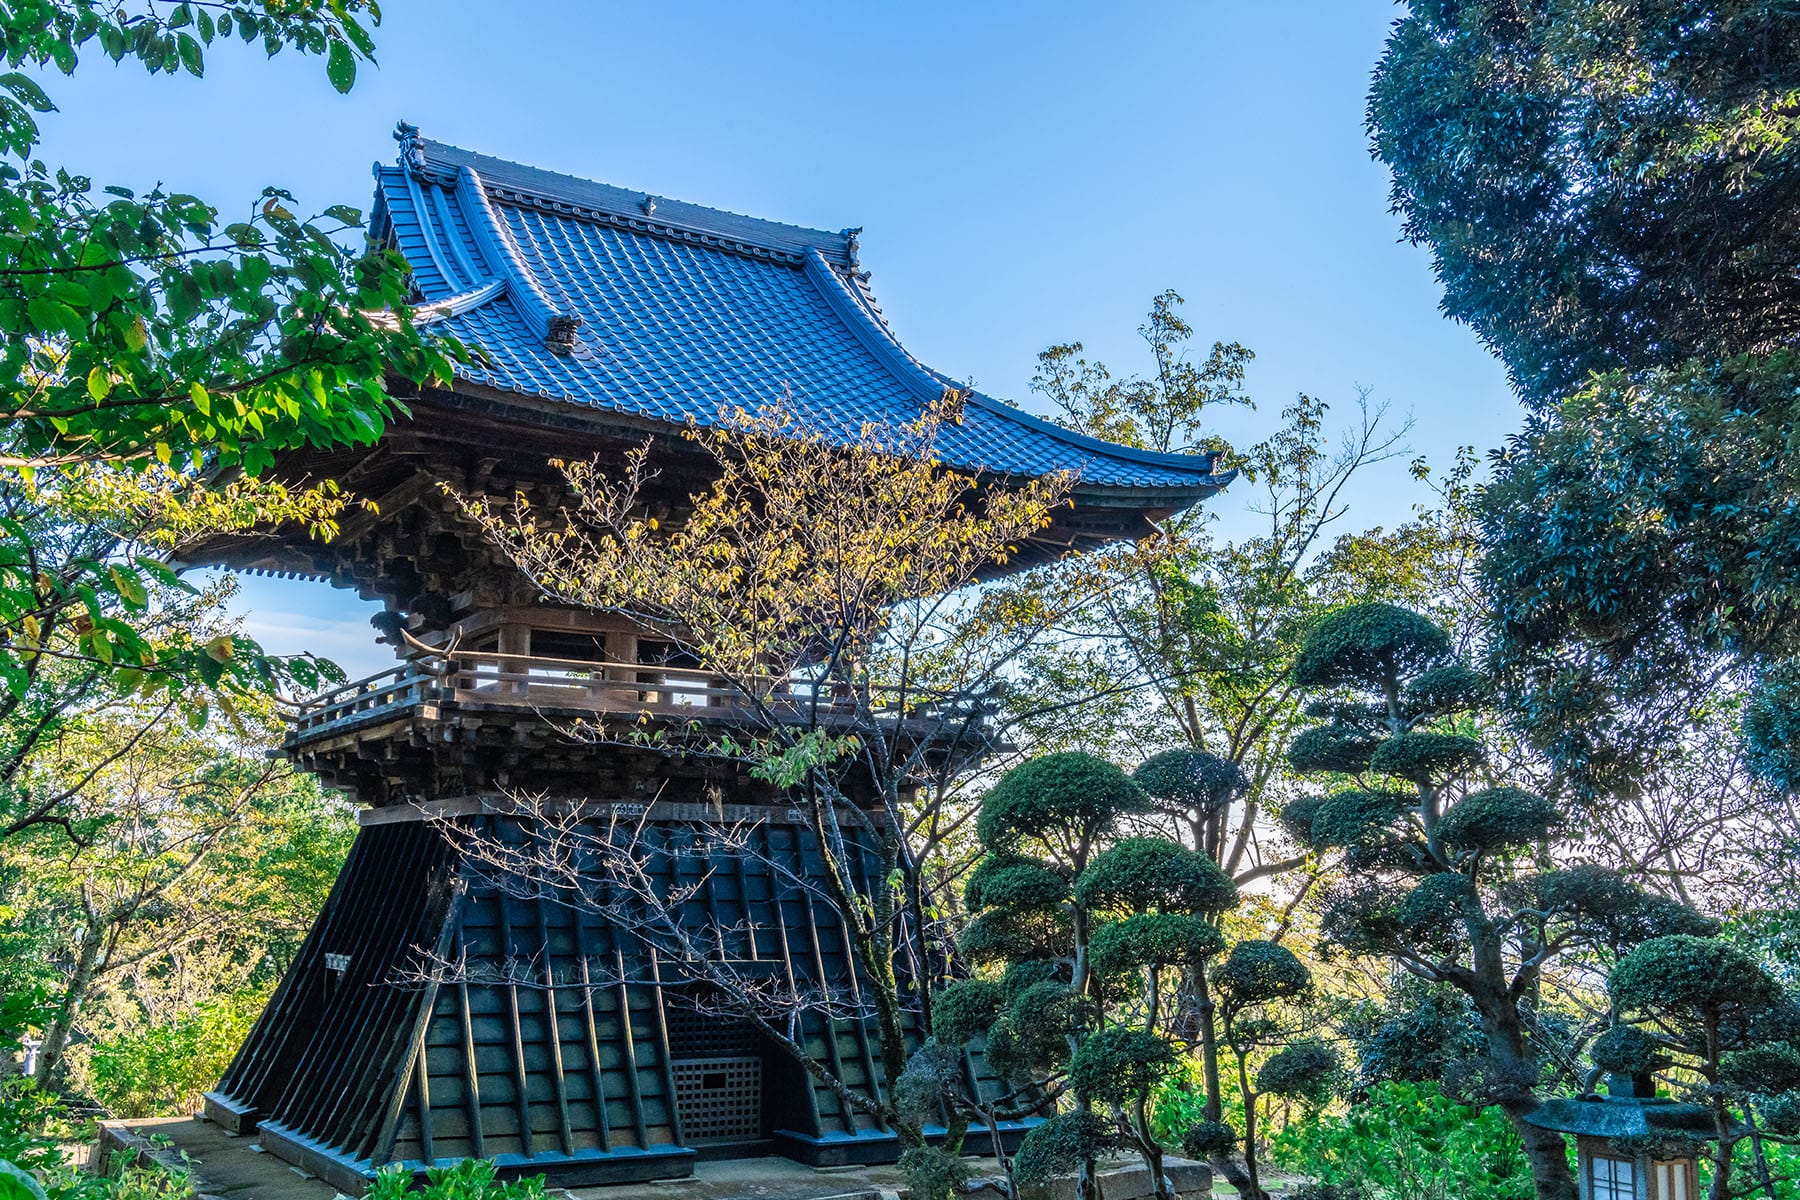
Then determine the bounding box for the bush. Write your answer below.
[368,1159,546,1200]
[976,753,1144,854]
[931,980,1003,1046]
[1292,604,1451,691]
[1067,1028,1180,1105]
[1132,749,1247,815]
[86,993,265,1118]
[1435,787,1558,852]
[1012,1112,1118,1185]
[1211,940,1310,1008]
[964,855,1069,913]
[1367,733,1484,787]
[1271,1080,1531,1200]
[1088,914,1224,980]
[1074,838,1236,917]
[1287,725,1381,775]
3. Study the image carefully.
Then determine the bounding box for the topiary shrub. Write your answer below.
[1367,732,1484,786]
[1180,1116,1238,1159]
[1000,959,1063,1000]
[958,906,1071,965]
[1611,935,1788,1026]
[1012,1111,1118,1185]
[1074,837,1236,917]
[1397,873,1473,955]
[986,981,1092,1085]
[1435,787,1558,852]
[965,854,1070,913]
[1292,603,1451,690]
[1088,913,1225,979]
[1589,1024,1660,1077]
[1305,788,1413,852]
[1520,864,1718,951]
[1287,724,1381,774]
[1257,1038,1342,1103]
[931,979,1003,1047]
[899,1145,970,1200]
[1212,940,1310,1008]
[976,752,1145,854]
[1133,749,1247,815]
[1067,1027,1180,1105]
[1278,793,1329,844]
[1403,663,1489,714]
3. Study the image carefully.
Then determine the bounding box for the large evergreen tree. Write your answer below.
[1370,1,1800,793]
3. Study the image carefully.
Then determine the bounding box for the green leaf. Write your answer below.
[86,366,111,401]
[326,40,355,93]
[177,32,204,77]
[0,73,55,113]
[323,204,362,226]
[123,316,147,352]
[108,564,148,609]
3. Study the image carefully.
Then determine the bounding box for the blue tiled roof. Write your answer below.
[370,126,1229,497]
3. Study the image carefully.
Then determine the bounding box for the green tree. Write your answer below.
[939,752,1244,1200]
[1606,936,1800,1199]
[1369,2,1800,795]
[0,682,353,1090]
[0,1,459,788]
[1283,603,1719,1200]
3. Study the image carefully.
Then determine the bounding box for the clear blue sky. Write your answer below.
[51,1,1517,679]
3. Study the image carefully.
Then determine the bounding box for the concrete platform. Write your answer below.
[98,1118,1217,1200]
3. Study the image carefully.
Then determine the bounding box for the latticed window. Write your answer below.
[1592,1155,1636,1200]
[1653,1160,1691,1200]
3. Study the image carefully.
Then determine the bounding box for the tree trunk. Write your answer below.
[34,925,102,1088]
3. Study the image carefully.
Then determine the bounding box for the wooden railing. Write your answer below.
[286,650,970,745]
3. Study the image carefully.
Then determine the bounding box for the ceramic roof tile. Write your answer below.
[371,131,1231,496]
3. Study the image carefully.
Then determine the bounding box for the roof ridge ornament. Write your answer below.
[641,195,657,216]
[842,227,861,268]
[395,120,426,178]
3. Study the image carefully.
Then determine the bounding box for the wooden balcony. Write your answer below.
[286,649,976,751]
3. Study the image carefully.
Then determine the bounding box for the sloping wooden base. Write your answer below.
[206,808,1019,1191]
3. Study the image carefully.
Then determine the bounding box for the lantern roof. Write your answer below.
[1524,1094,1726,1142]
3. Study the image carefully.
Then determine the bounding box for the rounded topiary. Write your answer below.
[1211,939,1311,1007]
[1398,872,1473,944]
[958,906,1069,965]
[1277,794,1328,844]
[1589,1024,1661,1077]
[1074,837,1237,917]
[1287,724,1381,775]
[1523,865,1719,948]
[1435,786,1559,851]
[898,1145,970,1200]
[1367,732,1484,786]
[1012,1111,1118,1185]
[965,854,1069,913]
[1067,1026,1180,1104]
[1256,1038,1341,1102]
[1180,1116,1238,1160]
[1720,1043,1800,1095]
[1745,660,1800,794]
[1292,603,1452,692]
[1305,788,1412,851]
[1611,935,1787,1023]
[999,959,1062,1000]
[1403,663,1490,715]
[931,979,1003,1046]
[1760,1092,1800,1136]
[1088,913,1225,979]
[1133,748,1248,815]
[986,981,1089,1085]
[976,752,1146,855]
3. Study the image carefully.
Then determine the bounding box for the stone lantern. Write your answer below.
[1524,1073,1726,1200]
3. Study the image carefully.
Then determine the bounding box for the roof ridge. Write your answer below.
[394,122,857,267]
